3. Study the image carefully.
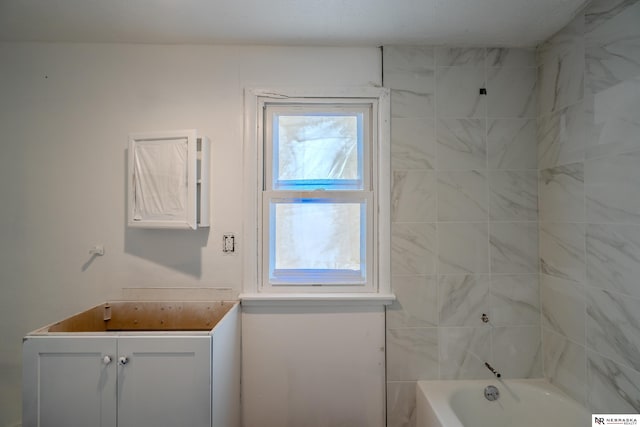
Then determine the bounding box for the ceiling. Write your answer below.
[0,0,588,47]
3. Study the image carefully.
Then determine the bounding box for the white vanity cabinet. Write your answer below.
[23,335,211,427]
[23,301,240,427]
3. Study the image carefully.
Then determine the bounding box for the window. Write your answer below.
[243,88,390,297]
[264,103,373,289]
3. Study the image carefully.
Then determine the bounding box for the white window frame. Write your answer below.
[242,87,392,302]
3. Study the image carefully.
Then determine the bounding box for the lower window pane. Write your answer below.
[270,200,365,284]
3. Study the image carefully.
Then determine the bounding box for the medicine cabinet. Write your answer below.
[128,129,210,229]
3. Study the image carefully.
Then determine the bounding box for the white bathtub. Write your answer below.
[416,379,589,427]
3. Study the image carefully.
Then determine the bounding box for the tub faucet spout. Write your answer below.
[485,362,501,378]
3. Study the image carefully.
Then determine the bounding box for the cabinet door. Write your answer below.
[22,336,117,427]
[116,336,211,427]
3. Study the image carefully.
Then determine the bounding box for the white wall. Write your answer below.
[0,42,381,427]
[242,305,386,427]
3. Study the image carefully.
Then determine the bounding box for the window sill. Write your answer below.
[239,293,396,307]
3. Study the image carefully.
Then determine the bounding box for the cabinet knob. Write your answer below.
[118,356,129,366]
[102,355,112,365]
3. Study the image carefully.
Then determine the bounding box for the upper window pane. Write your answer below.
[269,106,366,190]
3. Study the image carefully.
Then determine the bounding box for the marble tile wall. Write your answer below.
[537,0,640,414]
[384,46,540,427]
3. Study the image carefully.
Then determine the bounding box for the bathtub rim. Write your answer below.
[416,378,588,427]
